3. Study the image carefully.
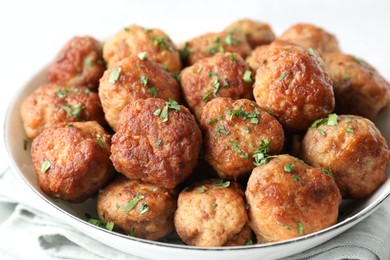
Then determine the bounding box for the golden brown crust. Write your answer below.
[97,176,177,240]
[21,83,106,140]
[223,224,253,246]
[183,31,251,66]
[301,115,390,199]
[246,154,341,243]
[279,23,341,55]
[180,52,253,120]
[103,24,181,72]
[253,44,335,132]
[98,56,181,131]
[323,53,390,119]
[200,98,284,179]
[31,121,114,203]
[47,36,105,90]
[224,19,275,48]
[174,180,248,246]
[111,98,202,189]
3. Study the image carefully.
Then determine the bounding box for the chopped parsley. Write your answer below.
[321,167,333,177]
[209,117,222,124]
[153,37,167,50]
[202,91,212,102]
[307,48,316,58]
[212,78,221,97]
[229,141,242,153]
[224,33,238,46]
[243,70,252,83]
[153,108,161,116]
[160,98,180,123]
[129,227,135,237]
[84,56,93,67]
[84,88,90,96]
[345,118,357,123]
[318,129,325,136]
[245,240,253,246]
[122,193,145,212]
[115,202,120,209]
[40,160,51,174]
[292,175,301,182]
[109,68,121,83]
[279,72,287,80]
[228,53,237,62]
[240,153,249,159]
[155,139,162,148]
[227,106,259,123]
[212,202,218,207]
[346,127,354,134]
[352,56,366,67]
[106,221,114,231]
[98,189,105,193]
[212,178,231,187]
[137,52,147,60]
[87,216,114,231]
[244,204,250,210]
[283,225,292,230]
[216,125,230,136]
[56,88,71,99]
[139,203,149,214]
[284,163,295,172]
[297,222,303,235]
[253,139,276,166]
[343,75,351,82]
[179,42,191,61]
[148,87,158,97]
[140,75,148,86]
[198,187,205,194]
[245,126,251,132]
[310,114,338,128]
[96,134,104,148]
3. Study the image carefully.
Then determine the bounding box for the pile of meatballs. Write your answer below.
[21,19,390,246]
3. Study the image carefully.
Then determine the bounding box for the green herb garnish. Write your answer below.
[209,117,222,124]
[216,125,230,136]
[310,114,338,128]
[253,139,275,166]
[139,203,149,214]
[292,175,301,182]
[243,70,252,83]
[109,68,121,83]
[148,87,158,97]
[284,163,295,172]
[122,193,145,212]
[308,48,316,57]
[212,178,231,187]
[96,134,104,148]
[40,160,51,174]
[297,222,303,235]
[346,127,354,134]
[160,98,180,123]
[279,72,287,80]
[140,75,148,86]
[137,52,147,60]
[155,139,162,148]
[245,240,253,246]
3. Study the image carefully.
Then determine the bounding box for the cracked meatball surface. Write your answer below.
[21,83,106,140]
[103,24,181,72]
[323,53,390,119]
[111,98,202,189]
[180,52,253,120]
[97,176,177,240]
[99,56,181,131]
[246,154,341,243]
[301,115,390,199]
[31,121,114,203]
[181,31,251,66]
[224,19,275,48]
[47,36,106,90]
[279,23,341,55]
[200,98,284,179]
[253,44,335,132]
[174,180,248,246]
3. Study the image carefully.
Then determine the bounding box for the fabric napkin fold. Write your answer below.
[1,164,390,260]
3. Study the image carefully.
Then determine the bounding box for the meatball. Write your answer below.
[47,36,105,90]
[97,176,177,240]
[180,52,253,120]
[103,24,181,72]
[174,180,248,246]
[181,31,251,66]
[200,98,284,180]
[301,114,390,199]
[31,121,114,203]
[246,154,341,243]
[98,56,181,131]
[224,19,275,48]
[323,53,390,119]
[21,83,106,140]
[223,224,253,246]
[253,44,335,132]
[111,98,202,189]
[279,23,341,55]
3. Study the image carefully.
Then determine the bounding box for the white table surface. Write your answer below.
[0,0,389,259]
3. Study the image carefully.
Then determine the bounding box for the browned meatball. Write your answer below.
[98,56,181,131]
[103,24,181,72]
[47,36,105,90]
[253,44,335,132]
[111,98,202,189]
[224,19,275,48]
[21,83,106,140]
[181,31,251,66]
[279,23,341,55]
[97,176,177,240]
[223,224,253,246]
[301,114,390,199]
[180,52,253,120]
[200,98,284,180]
[174,180,248,246]
[246,154,341,243]
[323,53,390,119]
[31,121,114,203]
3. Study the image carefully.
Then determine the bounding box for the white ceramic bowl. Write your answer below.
[4,66,390,260]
